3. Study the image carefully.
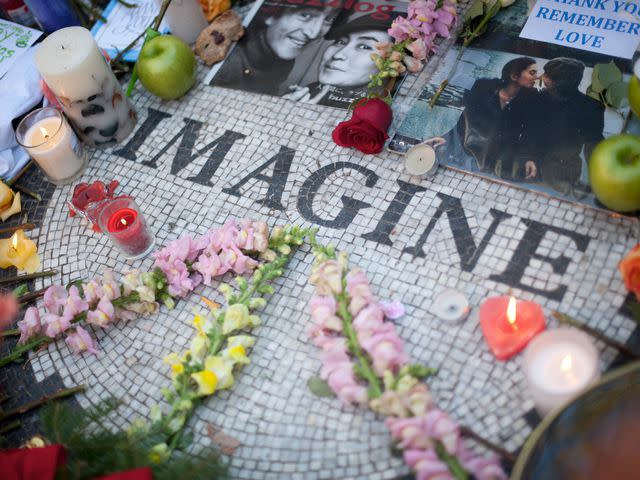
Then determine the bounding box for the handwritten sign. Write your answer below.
[0,19,40,79]
[91,0,169,62]
[520,0,640,59]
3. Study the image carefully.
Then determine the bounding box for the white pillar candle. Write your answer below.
[157,0,208,44]
[522,328,600,416]
[405,144,438,176]
[34,26,136,148]
[16,107,87,185]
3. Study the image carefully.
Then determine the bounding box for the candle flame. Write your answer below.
[506,296,517,326]
[120,218,128,227]
[11,233,18,251]
[560,354,573,373]
[39,127,50,139]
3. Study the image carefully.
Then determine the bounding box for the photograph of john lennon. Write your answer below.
[209,0,405,109]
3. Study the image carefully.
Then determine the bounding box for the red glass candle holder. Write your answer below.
[97,196,155,260]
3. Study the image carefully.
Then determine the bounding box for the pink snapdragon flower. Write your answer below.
[319,337,367,405]
[404,449,452,480]
[360,323,408,375]
[352,304,385,340]
[43,313,71,337]
[17,307,41,344]
[310,295,341,332]
[407,39,428,61]
[65,326,99,355]
[63,286,89,318]
[346,269,375,315]
[43,285,68,313]
[153,235,204,297]
[86,297,115,328]
[310,260,343,296]
[459,451,507,480]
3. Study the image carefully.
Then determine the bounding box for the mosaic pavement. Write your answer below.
[4,33,640,480]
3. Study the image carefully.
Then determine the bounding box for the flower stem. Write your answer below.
[336,291,382,399]
[0,328,19,337]
[435,441,469,480]
[0,384,85,422]
[460,425,516,463]
[552,311,639,358]
[0,419,21,434]
[0,292,140,366]
[0,269,57,286]
[429,5,498,109]
[0,223,36,236]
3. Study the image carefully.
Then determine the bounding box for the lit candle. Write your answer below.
[97,196,155,260]
[34,26,137,148]
[157,0,209,44]
[480,295,546,360]
[0,229,41,273]
[16,107,87,185]
[523,328,600,416]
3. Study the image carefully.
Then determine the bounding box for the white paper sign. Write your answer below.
[520,0,640,59]
[0,19,40,78]
[91,0,169,62]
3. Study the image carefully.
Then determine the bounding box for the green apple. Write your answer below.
[589,134,640,212]
[136,35,197,100]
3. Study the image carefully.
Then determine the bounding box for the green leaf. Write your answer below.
[307,376,335,398]
[407,364,438,379]
[629,298,640,324]
[592,62,622,92]
[12,284,29,297]
[586,85,601,101]
[605,80,628,108]
[465,0,484,21]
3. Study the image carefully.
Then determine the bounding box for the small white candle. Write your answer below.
[523,328,600,416]
[405,144,438,176]
[16,108,86,185]
[158,0,208,44]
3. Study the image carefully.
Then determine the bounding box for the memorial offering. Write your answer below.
[15,106,87,185]
[306,236,506,479]
[3,0,640,478]
[97,196,156,260]
[0,229,40,273]
[479,295,546,360]
[0,18,40,78]
[208,0,408,109]
[522,328,600,416]
[390,1,638,212]
[34,26,137,148]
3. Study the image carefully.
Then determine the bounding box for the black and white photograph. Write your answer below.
[209,0,406,109]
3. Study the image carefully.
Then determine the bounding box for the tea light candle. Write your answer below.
[405,144,438,176]
[15,107,87,185]
[480,296,546,360]
[157,0,208,44]
[0,230,41,273]
[98,196,155,260]
[523,328,600,416]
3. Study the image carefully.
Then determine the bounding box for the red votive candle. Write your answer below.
[479,296,546,361]
[98,196,155,260]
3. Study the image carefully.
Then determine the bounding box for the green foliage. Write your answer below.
[307,376,336,398]
[40,399,228,480]
[460,0,501,47]
[588,62,628,109]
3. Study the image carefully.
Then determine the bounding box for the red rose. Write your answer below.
[620,244,640,300]
[332,98,393,154]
